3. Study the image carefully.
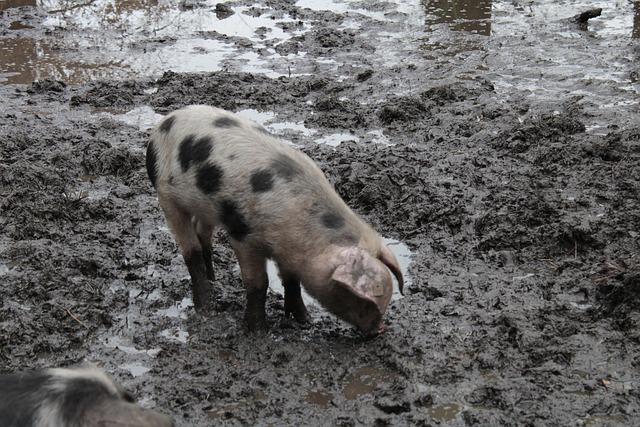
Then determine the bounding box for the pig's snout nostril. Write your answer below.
[366,322,388,338]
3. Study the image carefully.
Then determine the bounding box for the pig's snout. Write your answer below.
[365,321,389,338]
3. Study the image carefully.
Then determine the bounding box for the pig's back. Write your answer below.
[148,105,366,256]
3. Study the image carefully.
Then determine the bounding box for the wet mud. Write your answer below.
[1,0,639,425]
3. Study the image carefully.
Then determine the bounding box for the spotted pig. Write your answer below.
[0,364,173,427]
[146,105,403,336]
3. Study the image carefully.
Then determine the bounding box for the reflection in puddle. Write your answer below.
[0,0,308,84]
[0,36,123,84]
[0,0,428,85]
[422,0,492,35]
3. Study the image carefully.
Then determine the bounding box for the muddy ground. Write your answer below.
[1,0,639,426]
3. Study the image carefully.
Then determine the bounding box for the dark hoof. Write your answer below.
[245,312,269,334]
[191,280,214,312]
[285,304,310,324]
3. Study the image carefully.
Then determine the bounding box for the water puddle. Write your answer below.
[0,255,18,276]
[426,403,461,421]
[159,326,190,344]
[0,0,36,10]
[237,108,393,147]
[156,296,193,319]
[102,334,162,357]
[314,132,355,147]
[1,0,309,84]
[583,414,628,425]
[1,0,638,130]
[342,366,397,400]
[305,389,334,406]
[112,105,164,131]
[157,298,193,342]
[119,362,152,378]
[0,0,419,85]
[423,0,492,36]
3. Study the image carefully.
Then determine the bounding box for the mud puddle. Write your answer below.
[2,0,640,426]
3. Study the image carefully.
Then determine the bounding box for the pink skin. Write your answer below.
[148,105,405,334]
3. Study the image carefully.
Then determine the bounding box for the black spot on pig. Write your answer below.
[146,141,158,188]
[250,169,274,193]
[321,212,345,230]
[271,154,302,180]
[159,116,175,133]
[196,163,223,194]
[214,116,240,128]
[179,135,213,172]
[221,200,251,241]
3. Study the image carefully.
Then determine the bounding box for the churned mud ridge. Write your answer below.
[2,54,640,426]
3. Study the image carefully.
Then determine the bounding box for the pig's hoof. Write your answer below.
[192,293,215,315]
[192,282,215,312]
[286,309,311,324]
[245,313,269,334]
[285,302,310,324]
[246,323,269,335]
[278,314,312,331]
[193,303,214,317]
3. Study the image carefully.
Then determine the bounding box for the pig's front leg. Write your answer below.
[280,270,310,323]
[233,245,269,332]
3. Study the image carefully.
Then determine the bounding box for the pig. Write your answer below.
[0,364,174,427]
[146,105,404,336]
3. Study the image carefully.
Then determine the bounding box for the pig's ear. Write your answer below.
[379,244,404,295]
[331,248,384,301]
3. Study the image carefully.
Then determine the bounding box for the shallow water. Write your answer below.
[3,0,637,95]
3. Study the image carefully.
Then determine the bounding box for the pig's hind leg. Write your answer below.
[280,269,310,323]
[160,201,213,311]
